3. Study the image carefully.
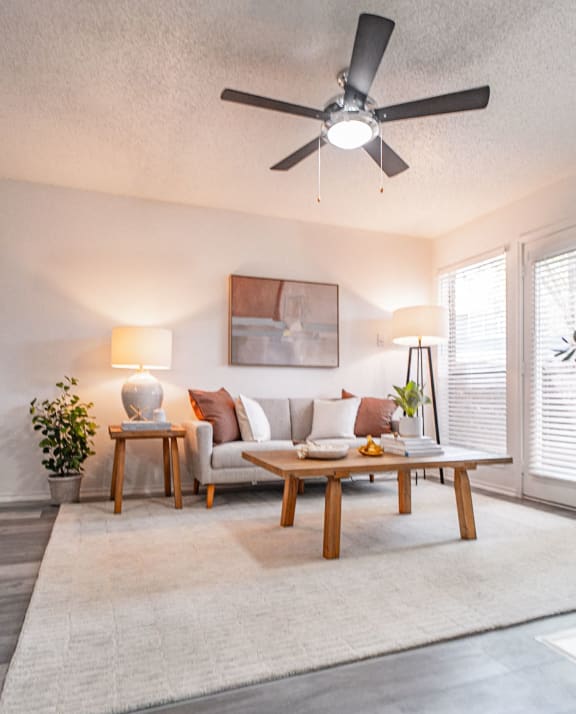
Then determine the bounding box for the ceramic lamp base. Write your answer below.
[121,371,163,421]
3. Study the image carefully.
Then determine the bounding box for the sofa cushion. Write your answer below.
[308,398,360,441]
[235,395,271,442]
[342,389,397,436]
[188,388,240,444]
[289,398,315,442]
[254,398,292,440]
[211,440,294,469]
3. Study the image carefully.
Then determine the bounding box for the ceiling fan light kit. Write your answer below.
[325,111,379,150]
[221,12,490,178]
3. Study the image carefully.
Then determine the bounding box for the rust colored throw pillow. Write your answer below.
[188,388,240,444]
[342,389,397,436]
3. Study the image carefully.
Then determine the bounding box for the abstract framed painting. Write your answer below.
[229,275,339,367]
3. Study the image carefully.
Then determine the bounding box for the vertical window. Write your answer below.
[529,248,576,480]
[438,254,507,451]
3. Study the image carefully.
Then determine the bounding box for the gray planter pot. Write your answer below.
[48,473,83,505]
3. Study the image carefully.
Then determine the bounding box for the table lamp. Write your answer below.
[111,326,172,421]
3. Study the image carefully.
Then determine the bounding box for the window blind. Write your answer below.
[438,254,507,451]
[529,248,576,481]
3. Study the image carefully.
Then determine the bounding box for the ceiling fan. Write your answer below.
[221,13,490,177]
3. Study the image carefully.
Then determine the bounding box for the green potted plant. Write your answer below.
[30,376,98,504]
[389,380,431,437]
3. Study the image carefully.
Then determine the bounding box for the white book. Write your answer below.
[381,435,437,447]
[396,443,441,451]
[384,447,444,457]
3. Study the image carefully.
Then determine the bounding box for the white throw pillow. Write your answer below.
[235,395,271,442]
[307,398,360,441]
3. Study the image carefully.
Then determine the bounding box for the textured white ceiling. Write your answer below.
[1,0,575,237]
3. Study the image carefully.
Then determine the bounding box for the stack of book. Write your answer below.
[380,434,444,457]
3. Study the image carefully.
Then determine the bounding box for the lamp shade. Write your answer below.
[111,327,172,370]
[391,305,448,347]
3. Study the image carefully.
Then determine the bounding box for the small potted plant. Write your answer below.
[389,380,430,437]
[30,376,98,504]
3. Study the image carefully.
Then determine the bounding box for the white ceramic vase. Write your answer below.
[121,371,163,421]
[399,416,423,438]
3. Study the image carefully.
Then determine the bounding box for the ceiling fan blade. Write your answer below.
[221,89,329,121]
[270,137,326,171]
[363,137,409,177]
[375,86,490,122]
[344,14,395,106]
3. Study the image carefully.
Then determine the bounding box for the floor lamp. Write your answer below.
[391,305,448,484]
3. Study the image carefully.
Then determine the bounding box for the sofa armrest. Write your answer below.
[182,419,213,484]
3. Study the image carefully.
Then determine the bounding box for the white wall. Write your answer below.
[0,179,434,502]
[433,175,576,496]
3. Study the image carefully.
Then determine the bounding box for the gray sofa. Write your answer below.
[183,397,367,507]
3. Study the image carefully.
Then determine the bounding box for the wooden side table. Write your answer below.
[108,425,186,514]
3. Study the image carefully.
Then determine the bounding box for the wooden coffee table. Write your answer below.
[242,446,512,559]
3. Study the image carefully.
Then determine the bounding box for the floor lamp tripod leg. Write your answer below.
[426,346,444,485]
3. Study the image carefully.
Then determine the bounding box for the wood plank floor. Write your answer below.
[0,503,57,693]
[1,491,576,713]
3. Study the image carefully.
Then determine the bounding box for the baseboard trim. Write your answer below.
[438,475,519,499]
[0,493,51,505]
[0,477,522,505]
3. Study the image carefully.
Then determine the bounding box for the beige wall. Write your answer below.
[433,175,576,495]
[0,179,433,502]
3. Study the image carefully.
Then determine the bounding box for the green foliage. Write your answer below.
[388,380,430,418]
[554,331,576,362]
[29,376,98,477]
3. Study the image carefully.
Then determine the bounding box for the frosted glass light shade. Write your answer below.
[391,306,448,347]
[111,327,172,370]
[326,119,374,149]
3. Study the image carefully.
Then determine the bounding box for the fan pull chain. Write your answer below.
[316,135,321,203]
[379,133,384,193]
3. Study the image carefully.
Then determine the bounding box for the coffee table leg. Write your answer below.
[170,438,183,509]
[280,476,298,527]
[454,467,477,539]
[163,438,172,497]
[323,476,343,559]
[113,438,126,514]
[398,469,411,514]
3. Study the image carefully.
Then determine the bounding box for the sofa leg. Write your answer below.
[297,480,305,495]
[369,474,375,483]
[206,484,215,509]
[193,478,200,495]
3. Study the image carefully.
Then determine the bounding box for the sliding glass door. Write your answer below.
[523,229,576,507]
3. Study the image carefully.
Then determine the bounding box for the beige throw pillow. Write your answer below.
[307,397,360,441]
[235,395,271,442]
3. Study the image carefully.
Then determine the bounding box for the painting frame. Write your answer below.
[229,274,339,368]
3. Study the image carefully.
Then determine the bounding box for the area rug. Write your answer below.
[1,480,576,714]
